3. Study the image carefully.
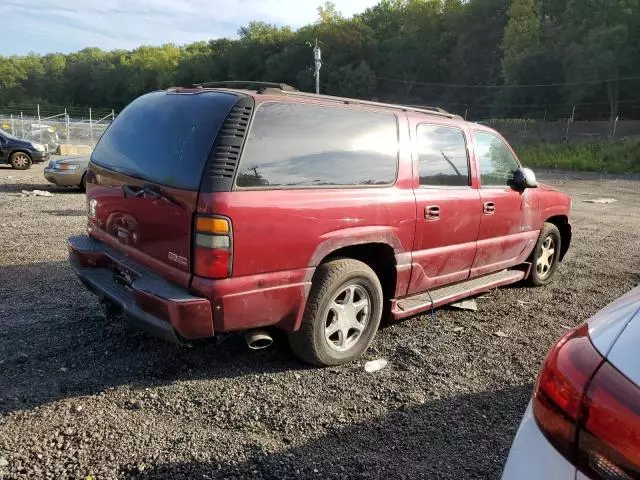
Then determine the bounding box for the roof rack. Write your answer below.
[182,81,459,119]
[281,90,457,119]
[190,81,298,92]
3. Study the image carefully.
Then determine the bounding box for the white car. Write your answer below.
[502,285,640,480]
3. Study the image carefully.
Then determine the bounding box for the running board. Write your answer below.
[391,269,526,320]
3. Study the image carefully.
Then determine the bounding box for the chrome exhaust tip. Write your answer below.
[244,329,274,350]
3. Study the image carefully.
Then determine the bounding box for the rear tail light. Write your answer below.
[193,215,232,279]
[533,324,640,480]
[580,363,640,479]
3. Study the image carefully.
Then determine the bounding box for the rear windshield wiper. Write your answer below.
[122,183,182,208]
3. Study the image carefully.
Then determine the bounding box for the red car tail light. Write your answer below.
[579,363,640,480]
[193,215,232,279]
[533,324,640,480]
[533,325,604,458]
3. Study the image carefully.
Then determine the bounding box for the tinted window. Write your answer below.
[475,132,520,187]
[236,102,398,188]
[417,124,469,186]
[92,91,237,190]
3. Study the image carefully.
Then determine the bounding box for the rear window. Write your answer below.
[91,91,237,190]
[236,102,398,188]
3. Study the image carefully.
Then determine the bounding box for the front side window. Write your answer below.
[236,102,398,188]
[417,124,470,187]
[475,131,520,187]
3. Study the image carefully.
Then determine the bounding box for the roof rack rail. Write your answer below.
[281,91,457,118]
[190,81,298,92]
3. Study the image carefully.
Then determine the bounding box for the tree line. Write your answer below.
[1,0,639,122]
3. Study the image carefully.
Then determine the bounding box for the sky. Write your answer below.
[2,0,380,56]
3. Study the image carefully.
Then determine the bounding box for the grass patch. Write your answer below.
[516,140,640,174]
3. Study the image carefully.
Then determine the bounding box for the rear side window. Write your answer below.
[417,124,470,187]
[92,91,237,190]
[475,131,520,187]
[236,102,398,188]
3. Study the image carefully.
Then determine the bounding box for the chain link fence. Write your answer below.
[482,119,640,146]
[3,102,640,157]
[0,105,115,155]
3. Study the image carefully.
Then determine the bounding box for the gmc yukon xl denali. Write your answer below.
[68,81,572,366]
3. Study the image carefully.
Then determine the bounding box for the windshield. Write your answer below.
[91,90,238,190]
[0,128,20,141]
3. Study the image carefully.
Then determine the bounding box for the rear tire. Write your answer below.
[80,173,87,192]
[9,152,32,170]
[288,258,383,366]
[527,222,562,287]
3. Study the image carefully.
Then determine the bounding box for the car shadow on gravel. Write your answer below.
[0,183,80,194]
[43,209,86,216]
[0,261,308,415]
[125,383,532,480]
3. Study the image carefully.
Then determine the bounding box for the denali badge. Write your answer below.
[168,251,188,266]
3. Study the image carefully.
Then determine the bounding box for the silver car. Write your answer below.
[502,284,640,480]
[44,156,89,190]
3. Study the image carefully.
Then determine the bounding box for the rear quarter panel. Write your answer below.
[199,187,416,278]
[198,103,416,280]
[192,108,416,332]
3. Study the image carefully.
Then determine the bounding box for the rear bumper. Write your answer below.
[68,235,214,342]
[502,403,577,480]
[44,168,84,186]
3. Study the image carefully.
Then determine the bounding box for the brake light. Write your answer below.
[579,363,640,479]
[193,215,232,279]
[532,324,640,480]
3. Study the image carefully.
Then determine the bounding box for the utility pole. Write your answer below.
[313,39,322,95]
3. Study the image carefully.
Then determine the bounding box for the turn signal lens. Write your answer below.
[196,217,229,234]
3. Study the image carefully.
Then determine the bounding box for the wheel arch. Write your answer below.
[314,242,398,302]
[9,149,33,160]
[545,215,571,262]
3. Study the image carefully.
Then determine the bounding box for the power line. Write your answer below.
[437,99,640,108]
[375,74,640,89]
[322,62,640,89]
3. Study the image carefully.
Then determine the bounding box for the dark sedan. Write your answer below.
[0,128,50,170]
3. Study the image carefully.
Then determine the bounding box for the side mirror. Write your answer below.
[512,167,538,190]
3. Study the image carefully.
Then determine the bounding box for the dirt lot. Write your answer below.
[1,162,639,480]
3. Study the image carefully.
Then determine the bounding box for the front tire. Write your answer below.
[528,222,562,287]
[289,258,383,366]
[9,152,32,170]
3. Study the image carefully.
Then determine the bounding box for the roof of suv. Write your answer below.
[167,81,467,124]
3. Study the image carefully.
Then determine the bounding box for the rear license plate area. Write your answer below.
[112,264,136,291]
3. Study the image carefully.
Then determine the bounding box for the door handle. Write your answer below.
[425,205,441,221]
[483,202,496,215]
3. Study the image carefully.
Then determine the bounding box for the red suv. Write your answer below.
[69,82,572,366]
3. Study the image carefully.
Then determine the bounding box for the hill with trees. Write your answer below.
[1,0,639,121]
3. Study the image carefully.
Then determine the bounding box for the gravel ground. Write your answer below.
[1,162,639,480]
